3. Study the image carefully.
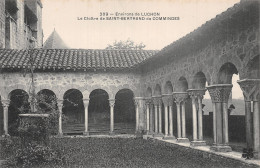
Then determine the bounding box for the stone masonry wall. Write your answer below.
[141,24,259,96]
[0,0,5,48]
[0,71,142,100]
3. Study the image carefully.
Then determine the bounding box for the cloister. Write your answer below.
[0,0,259,159]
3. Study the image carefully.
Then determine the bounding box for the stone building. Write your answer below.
[0,0,259,159]
[0,0,43,49]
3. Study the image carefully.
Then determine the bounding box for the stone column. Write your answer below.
[145,99,151,134]
[158,100,163,135]
[181,100,186,138]
[57,100,63,137]
[109,99,115,135]
[197,95,203,140]
[2,99,10,137]
[152,96,163,137]
[207,84,232,152]
[176,101,181,138]
[188,89,207,147]
[168,101,175,139]
[238,79,260,159]
[162,94,174,139]
[212,103,217,144]
[83,99,90,136]
[164,105,168,135]
[149,103,154,134]
[134,99,139,132]
[173,92,189,143]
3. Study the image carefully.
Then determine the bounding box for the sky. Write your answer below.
[41,0,243,99]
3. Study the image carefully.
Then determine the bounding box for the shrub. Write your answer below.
[3,142,62,167]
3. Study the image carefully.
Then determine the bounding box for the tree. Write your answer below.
[106,38,146,50]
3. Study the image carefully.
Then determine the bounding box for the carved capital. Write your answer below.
[162,94,173,106]
[237,79,260,102]
[2,99,10,108]
[145,98,152,106]
[83,98,90,107]
[109,99,115,107]
[152,96,162,106]
[173,92,188,104]
[57,99,63,109]
[187,89,206,100]
[207,84,233,103]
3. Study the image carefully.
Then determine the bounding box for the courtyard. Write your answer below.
[1,136,258,168]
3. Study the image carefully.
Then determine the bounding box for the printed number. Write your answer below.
[100,12,108,16]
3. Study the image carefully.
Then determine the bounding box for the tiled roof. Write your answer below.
[0,49,158,71]
[43,30,68,49]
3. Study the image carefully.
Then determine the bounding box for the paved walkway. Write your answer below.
[149,136,260,167]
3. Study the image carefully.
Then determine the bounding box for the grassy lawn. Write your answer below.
[44,137,255,168]
[1,137,257,168]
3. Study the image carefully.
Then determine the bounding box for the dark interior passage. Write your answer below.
[114,89,135,134]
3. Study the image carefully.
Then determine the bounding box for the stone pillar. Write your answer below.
[173,92,189,143]
[212,103,217,144]
[207,84,232,152]
[145,99,151,134]
[162,94,175,140]
[134,99,139,132]
[238,79,260,159]
[198,96,203,140]
[152,96,163,137]
[149,103,154,134]
[57,100,63,137]
[158,101,162,135]
[181,100,186,138]
[164,105,168,135]
[83,99,90,136]
[109,99,115,135]
[168,103,175,139]
[2,99,10,137]
[187,89,207,147]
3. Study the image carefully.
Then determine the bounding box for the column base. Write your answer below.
[210,145,232,152]
[143,134,153,140]
[163,135,176,140]
[253,151,260,159]
[83,132,90,136]
[153,133,164,138]
[177,138,190,143]
[146,131,154,135]
[190,140,206,147]
[109,131,115,136]
[57,133,63,138]
[1,134,10,138]
[135,131,144,138]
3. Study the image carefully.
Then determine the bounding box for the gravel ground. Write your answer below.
[42,137,257,168]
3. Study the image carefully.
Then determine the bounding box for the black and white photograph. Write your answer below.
[0,0,259,167]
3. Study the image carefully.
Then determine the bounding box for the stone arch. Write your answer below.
[154,84,162,96]
[217,62,239,84]
[114,89,135,134]
[176,76,188,92]
[88,89,110,133]
[62,89,84,134]
[192,71,207,89]
[8,89,30,136]
[112,85,138,99]
[164,81,173,94]
[146,87,152,98]
[213,55,242,84]
[84,86,113,100]
[37,89,57,112]
[35,86,60,100]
